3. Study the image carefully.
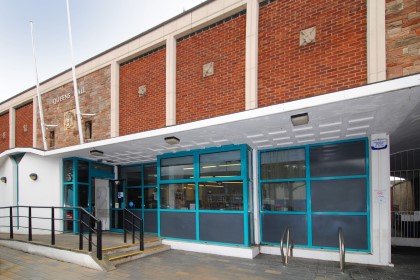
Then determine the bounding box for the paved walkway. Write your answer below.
[1,245,420,279]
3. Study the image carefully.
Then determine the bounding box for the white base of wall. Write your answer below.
[392,237,420,247]
[162,240,260,259]
[0,240,104,271]
[260,245,394,267]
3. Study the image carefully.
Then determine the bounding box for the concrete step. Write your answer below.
[107,244,171,266]
[102,238,162,256]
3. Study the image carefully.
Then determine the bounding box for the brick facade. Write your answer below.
[176,12,246,124]
[15,102,33,148]
[0,113,9,153]
[119,47,166,135]
[258,0,367,108]
[36,66,111,149]
[386,0,420,79]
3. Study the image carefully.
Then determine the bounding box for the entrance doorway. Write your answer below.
[93,178,110,230]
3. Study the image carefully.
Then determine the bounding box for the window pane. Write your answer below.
[144,187,158,209]
[311,179,366,212]
[64,185,74,206]
[199,181,243,210]
[310,141,366,177]
[63,160,73,182]
[78,185,88,208]
[78,161,89,183]
[262,213,308,245]
[121,166,142,187]
[260,149,306,179]
[91,162,113,173]
[144,164,157,185]
[127,188,142,208]
[161,156,194,180]
[160,184,195,210]
[261,182,306,212]
[200,150,241,178]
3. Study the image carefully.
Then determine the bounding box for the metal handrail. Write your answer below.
[0,205,103,260]
[280,226,291,265]
[123,208,144,251]
[338,227,345,272]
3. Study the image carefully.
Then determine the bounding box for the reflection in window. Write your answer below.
[144,164,157,185]
[161,156,194,180]
[121,166,142,187]
[262,182,306,212]
[260,149,305,180]
[200,151,241,178]
[127,188,142,208]
[64,160,73,182]
[199,181,243,210]
[78,185,88,208]
[64,185,73,206]
[160,184,195,210]
[144,187,157,209]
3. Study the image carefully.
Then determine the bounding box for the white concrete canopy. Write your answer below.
[1,74,420,164]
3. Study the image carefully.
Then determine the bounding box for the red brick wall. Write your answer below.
[119,47,166,135]
[386,0,420,78]
[37,66,111,149]
[258,0,367,107]
[15,102,33,148]
[0,113,9,153]
[176,13,246,124]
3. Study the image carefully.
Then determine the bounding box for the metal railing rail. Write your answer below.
[280,226,291,265]
[123,208,144,251]
[338,227,345,272]
[0,205,103,260]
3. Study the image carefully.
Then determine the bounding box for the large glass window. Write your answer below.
[144,164,157,185]
[160,156,194,180]
[63,160,73,182]
[261,182,306,212]
[78,161,89,183]
[200,151,241,178]
[144,187,157,209]
[260,148,305,179]
[127,188,142,208]
[160,184,196,210]
[64,185,73,207]
[199,181,243,210]
[121,166,142,187]
[259,139,369,251]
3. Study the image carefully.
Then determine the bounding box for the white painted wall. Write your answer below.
[14,153,63,235]
[0,157,16,233]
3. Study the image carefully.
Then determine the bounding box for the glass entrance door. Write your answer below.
[110,180,125,231]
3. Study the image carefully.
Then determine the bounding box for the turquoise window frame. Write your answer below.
[120,162,158,234]
[258,138,370,252]
[157,144,251,247]
[62,157,114,234]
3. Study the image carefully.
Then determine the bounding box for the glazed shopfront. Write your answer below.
[62,138,369,252]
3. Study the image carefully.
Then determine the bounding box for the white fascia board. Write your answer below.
[2,74,420,159]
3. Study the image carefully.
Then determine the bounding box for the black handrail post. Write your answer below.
[140,218,144,251]
[79,210,83,250]
[28,207,32,241]
[9,207,13,239]
[88,215,92,252]
[132,214,135,244]
[51,207,55,245]
[97,220,102,260]
[123,209,127,243]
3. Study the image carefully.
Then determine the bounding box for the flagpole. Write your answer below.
[66,0,84,144]
[30,21,48,151]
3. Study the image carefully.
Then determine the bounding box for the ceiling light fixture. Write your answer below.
[291,113,309,126]
[164,136,180,145]
[0,177,6,183]
[29,173,38,181]
[90,149,104,156]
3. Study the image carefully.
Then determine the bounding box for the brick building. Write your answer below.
[1,0,420,266]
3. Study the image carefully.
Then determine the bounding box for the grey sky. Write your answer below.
[0,0,206,103]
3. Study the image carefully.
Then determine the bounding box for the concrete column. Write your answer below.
[110,61,119,138]
[245,0,259,110]
[367,0,386,83]
[370,133,391,265]
[252,148,261,245]
[32,96,38,148]
[9,108,15,149]
[166,36,176,126]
